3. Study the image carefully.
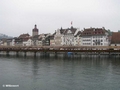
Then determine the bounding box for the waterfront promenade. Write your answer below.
[0,46,120,56]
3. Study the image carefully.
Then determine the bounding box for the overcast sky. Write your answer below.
[0,0,120,37]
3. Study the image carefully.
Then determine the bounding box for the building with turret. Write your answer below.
[32,24,39,37]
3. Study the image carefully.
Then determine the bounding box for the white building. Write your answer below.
[23,38,33,46]
[54,28,64,46]
[81,27,109,46]
[74,31,82,46]
[54,26,80,46]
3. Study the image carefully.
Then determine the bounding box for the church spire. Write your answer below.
[35,24,37,28]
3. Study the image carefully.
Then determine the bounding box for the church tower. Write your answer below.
[32,24,39,37]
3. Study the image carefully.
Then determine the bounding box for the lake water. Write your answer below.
[0,55,120,90]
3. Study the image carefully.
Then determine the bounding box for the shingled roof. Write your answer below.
[60,26,77,35]
[75,31,81,37]
[18,33,30,38]
[81,28,106,36]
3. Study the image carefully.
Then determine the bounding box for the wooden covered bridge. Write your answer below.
[0,46,120,56]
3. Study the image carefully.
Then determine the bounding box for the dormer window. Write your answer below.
[67,30,72,34]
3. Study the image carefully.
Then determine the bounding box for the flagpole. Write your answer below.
[71,21,72,26]
[71,21,73,29]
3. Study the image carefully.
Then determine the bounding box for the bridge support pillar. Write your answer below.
[16,51,19,57]
[6,51,9,56]
[34,52,36,57]
[24,52,27,57]
[55,52,57,58]
[98,52,101,57]
[43,52,50,57]
[109,52,111,57]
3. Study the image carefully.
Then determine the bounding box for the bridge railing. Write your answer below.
[0,46,120,51]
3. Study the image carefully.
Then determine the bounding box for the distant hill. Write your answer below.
[0,33,13,39]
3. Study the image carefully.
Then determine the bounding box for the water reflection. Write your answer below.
[0,55,120,90]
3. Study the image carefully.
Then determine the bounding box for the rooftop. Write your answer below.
[33,24,38,32]
[111,32,120,44]
[81,28,106,36]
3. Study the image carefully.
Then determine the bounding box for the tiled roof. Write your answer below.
[23,38,29,42]
[60,29,65,34]
[50,35,54,40]
[111,32,120,44]
[82,28,94,36]
[60,26,77,35]
[75,31,81,37]
[14,38,23,42]
[52,32,56,36]
[38,37,42,41]
[19,33,30,38]
[81,28,106,36]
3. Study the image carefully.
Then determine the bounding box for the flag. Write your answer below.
[71,21,72,25]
